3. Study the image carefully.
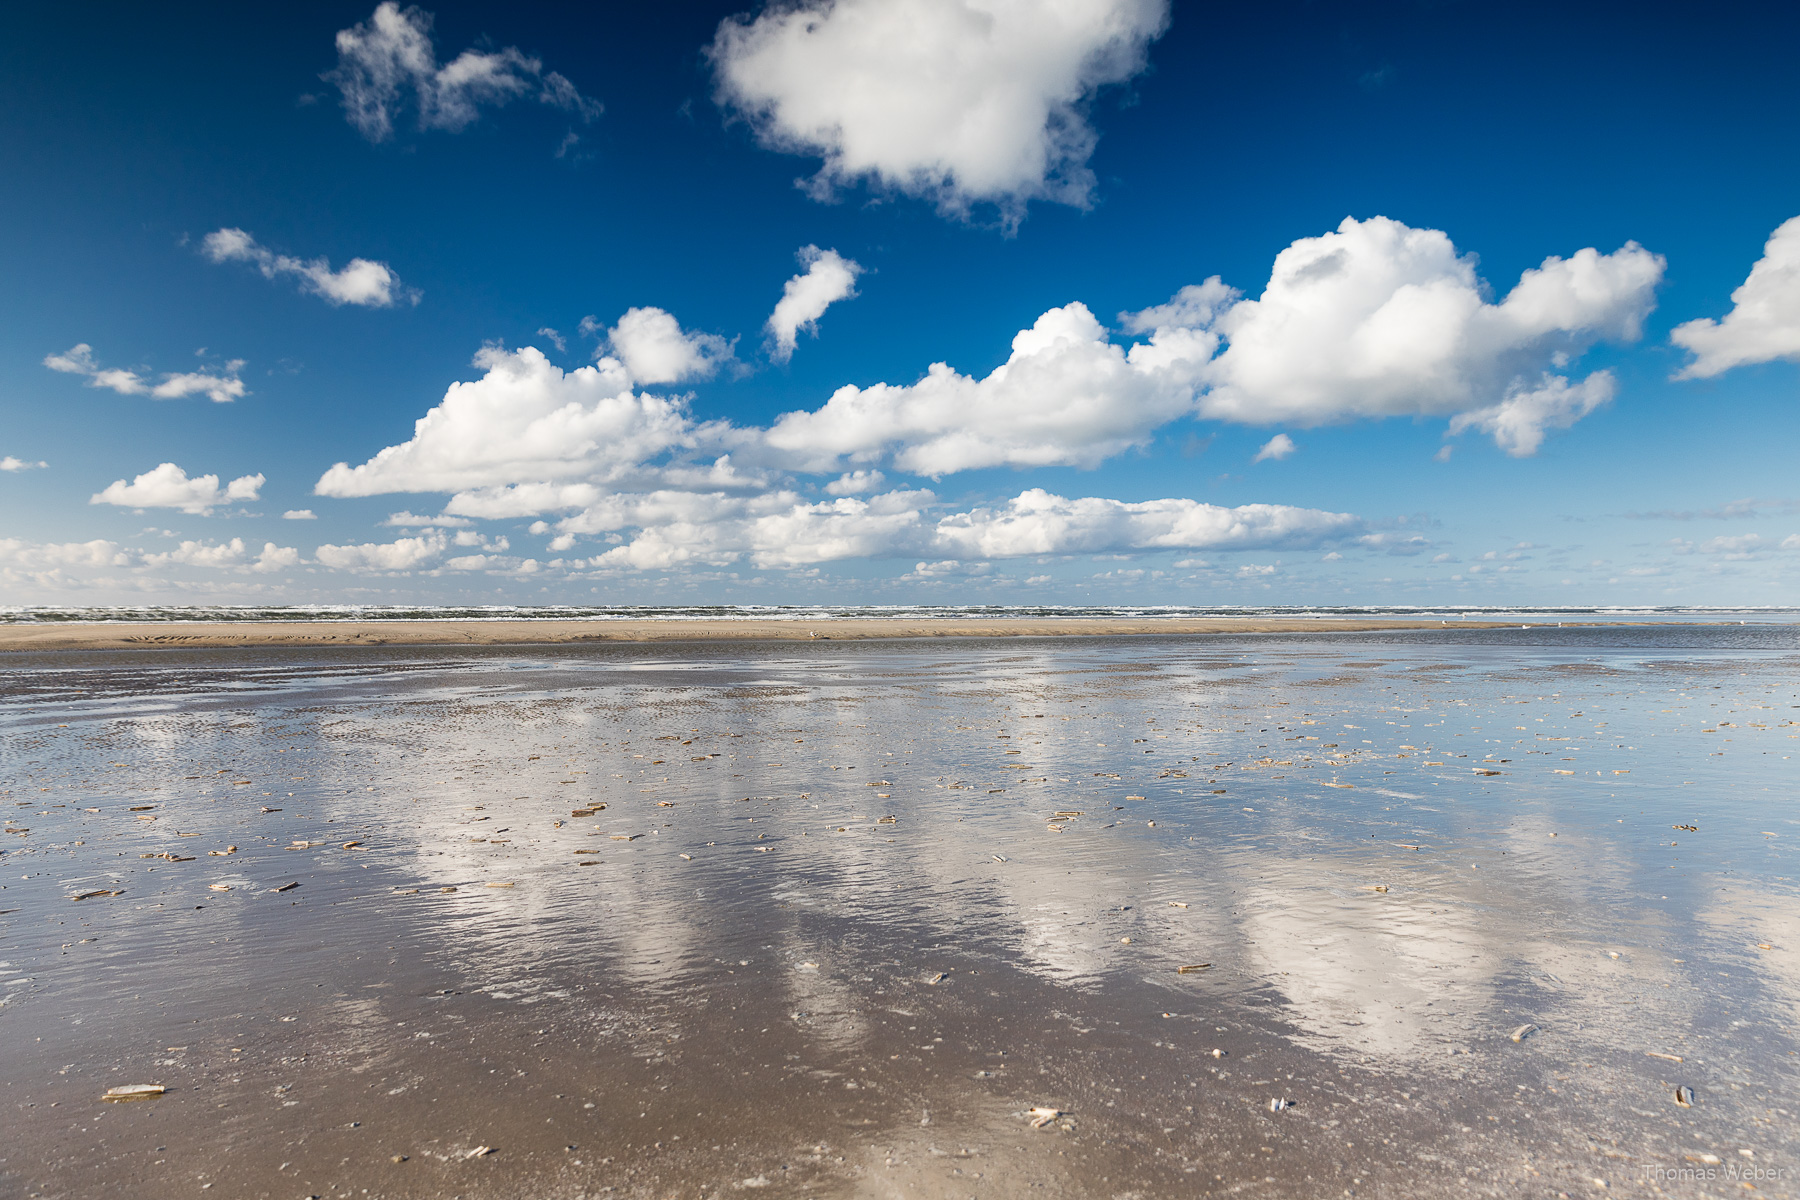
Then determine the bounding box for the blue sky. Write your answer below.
[3,0,1798,607]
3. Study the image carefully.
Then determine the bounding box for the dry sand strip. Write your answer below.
[0,615,1611,652]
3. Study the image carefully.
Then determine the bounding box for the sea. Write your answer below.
[4,602,1798,624]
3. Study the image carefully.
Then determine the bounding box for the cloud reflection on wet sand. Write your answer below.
[2,628,1797,1196]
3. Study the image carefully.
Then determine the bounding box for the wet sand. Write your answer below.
[0,615,1545,652]
[2,628,1797,1198]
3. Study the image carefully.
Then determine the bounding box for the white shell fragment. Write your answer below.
[101,1084,166,1102]
[1028,1107,1063,1128]
[1673,1085,1696,1108]
[1510,1023,1539,1043]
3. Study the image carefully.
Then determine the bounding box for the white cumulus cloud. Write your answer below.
[825,469,885,495]
[710,0,1169,227]
[908,559,992,578]
[0,539,133,571]
[302,216,1666,583]
[91,463,265,515]
[1,456,47,471]
[314,346,698,499]
[765,301,1198,475]
[1670,215,1800,379]
[255,544,305,572]
[1120,216,1663,455]
[325,2,600,142]
[202,227,417,307]
[1446,372,1615,457]
[282,509,318,520]
[1252,433,1295,462]
[767,246,863,362]
[143,539,301,573]
[318,217,1656,514]
[929,489,1358,558]
[45,344,246,403]
[607,307,734,384]
[543,485,1358,572]
[314,531,448,572]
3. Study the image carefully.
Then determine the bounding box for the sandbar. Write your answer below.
[0,614,1555,651]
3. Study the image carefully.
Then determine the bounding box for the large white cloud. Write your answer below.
[710,0,1169,226]
[0,537,300,588]
[930,488,1358,558]
[1128,217,1663,449]
[45,344,245,403]
[0,539,133,571]
[91,463,264,515]
[315,218,1659,519]
[314,531,448,572]
[302,215,1662,584]
[607,307,733,384]
[563,488,929,570]
[325,2,599,142]
[142,539,301,573]
[767,246,863,362]
[764,302,1201,474]
[202,228,417,308]
[1670,215,1800,379]
[314,346,701,498]
[767,218,1657,474]
[545,486,1359,571]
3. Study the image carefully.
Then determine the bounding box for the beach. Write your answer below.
[0,614,1543,653]
[2,625,1796,1198]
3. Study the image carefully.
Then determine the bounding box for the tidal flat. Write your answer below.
[2,626,1797,1198]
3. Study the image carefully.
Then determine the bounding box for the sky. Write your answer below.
[3,0,1799,609]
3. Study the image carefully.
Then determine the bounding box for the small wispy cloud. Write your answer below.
[766,246,863,363]
[1252,433,1295,462]
[1669,533,1800,560]
[383,511,473,528]
[202,227,418,307]
[1624,497,1800,521]
[46,344,245,403]
[325,2,600,143]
